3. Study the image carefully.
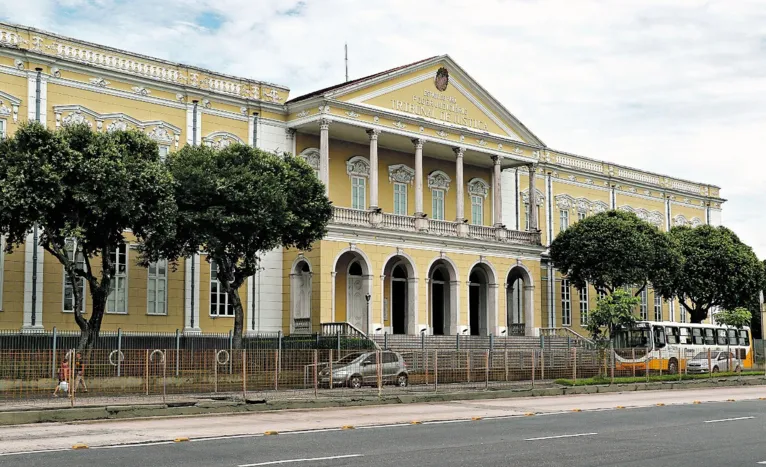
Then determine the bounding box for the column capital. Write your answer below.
[453,146,466,158]
[492,155,501,166]
[412,138,424,150]
[319,117,331,130]
[285,128,296,139]
[367,128,381,140]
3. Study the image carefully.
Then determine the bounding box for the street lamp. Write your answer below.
[365,293,371,334]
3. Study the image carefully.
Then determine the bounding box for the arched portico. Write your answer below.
[332,249,373,333]
[468,261,498,336]
[427,257,459,335]
[506,264,534,336]
[382,254,418,335]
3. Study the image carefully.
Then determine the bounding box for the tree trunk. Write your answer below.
[689,308,708,324]
[78,290,108,351]
[228,288,245,349]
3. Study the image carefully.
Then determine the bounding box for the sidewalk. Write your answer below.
[1,385,765,455]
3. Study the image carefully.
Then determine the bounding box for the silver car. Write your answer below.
[686,351,741,374]
[319,351,409,389]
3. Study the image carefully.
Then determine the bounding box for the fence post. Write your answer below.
[384,332,388,350]
[489,334,494,352]
[274,349,279,391]
[504,349,509,382]
[376,350,382,398]
[175,329,180,377]
[243,350,247,400]
[531,349,536,388]
[336,331,341,354]
[610,341,615,384]
[646,349,650,383]
[434,350,438,392]
[708,348,712,380]
[632,348,636,378]
[424,350,429,385]
[421,331,425,351]
[658,347,663,377]
[540,348,545,381]
[313,350,318,398]
[572,347,577,383]
[214,349,218,393]
[278,331,283,376]
[466,350,471,383]
[51,327,57,379]
[145,349,149,396]
[678,347,682,382]
[162,351,167,404]
[485,350,489,390]
[456,334,460,351]
[117,328,122,377]
[229,330,234,375]
[329,349,333,389]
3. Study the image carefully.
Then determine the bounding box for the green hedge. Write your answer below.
[555,371,764,386]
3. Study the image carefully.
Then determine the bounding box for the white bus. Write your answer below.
[613,321,753,374]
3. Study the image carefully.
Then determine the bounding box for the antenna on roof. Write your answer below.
[345,42,349,82]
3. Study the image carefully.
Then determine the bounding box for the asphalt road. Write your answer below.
[4,399,766,467]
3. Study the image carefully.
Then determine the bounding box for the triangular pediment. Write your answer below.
[327,57,543,145]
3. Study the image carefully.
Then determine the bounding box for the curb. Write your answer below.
[1,377,764,426]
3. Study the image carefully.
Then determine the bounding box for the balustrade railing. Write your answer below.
[380,213,416,231]
[332,207,371,227]
[428,219,458,236]
[467,224,496,241]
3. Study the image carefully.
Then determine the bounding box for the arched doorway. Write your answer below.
[290,259,312,334]
[506,265,534,336]
[428,259,458,335]
[468,263,497,336]
[382,255,417,335]
[333,250,372,333]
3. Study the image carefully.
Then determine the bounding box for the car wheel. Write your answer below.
[348,375,363,389]
[712,366,719,374]
[735,365,741,372]
[668,358,678,375]
[396,373,408,387]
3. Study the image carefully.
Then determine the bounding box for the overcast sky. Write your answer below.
[3,0,764,256]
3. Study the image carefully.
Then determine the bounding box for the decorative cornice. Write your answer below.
[467,178,490,198]
[427,170,451,191]
[203,131,244,149]
[388,163,415,184]
[346,155,371,178]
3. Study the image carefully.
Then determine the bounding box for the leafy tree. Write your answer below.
[666,225,764,324]
[550,210,679,297]
[714,307,752,330]
[159,144,332,349]
[586,289,641,343]
[0,122,177,349]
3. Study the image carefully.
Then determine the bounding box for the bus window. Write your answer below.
[716,329,727,346]
[727,329,738,346]
[614,328,651,349]
[738,330,749,346]
[665,326,679,344]
[703,328,715,346]
[679,327,691,345]
[653,327,666,348]
[692,328,703,345]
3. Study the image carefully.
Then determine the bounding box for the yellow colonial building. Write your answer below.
[0,23,722,338]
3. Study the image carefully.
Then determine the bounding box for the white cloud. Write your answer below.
[2,0,765,256]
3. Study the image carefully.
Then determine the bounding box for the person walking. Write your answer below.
[74,352,88,394]
[53,359,70,397]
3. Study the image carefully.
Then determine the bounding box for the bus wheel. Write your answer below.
[668,358,679,375]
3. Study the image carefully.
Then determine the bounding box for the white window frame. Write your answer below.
[432,188,445,220]
[158,145,170,162]
[0,119,5,140]
[210,260,234,317]
[654,294,662,321]
[62,238,87,314]
[561,279,571,327]
[107,243,128,314]
[147,259,168,316]
[579,286,588,326]
[525,205,541,230]
[470,195,483,225]
[639,288,648,320]
[578,211,587,222]
[560,209,569,233]
[393,182,407,216]
[351,176,366,210]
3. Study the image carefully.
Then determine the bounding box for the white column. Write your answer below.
[454,147,465,221]
[330,271,337,322]
[413,138,424,215]
[492,156,503,227]
[285,128,296,155]
[367,129,380,209]
[527,164,538,231]
[380,274,386,333]
[319,118,330,196]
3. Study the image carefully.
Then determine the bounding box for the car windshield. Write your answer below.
[692,352,718,360]
[334,353,364,365]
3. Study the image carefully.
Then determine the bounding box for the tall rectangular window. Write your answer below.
[639,288,648,320]
[63,239,86,313]
[147,259,167,316]
[210,260,234,317]
[525,206,540,230]
[654,294,662,321]
[579,286,589,326]
[393,182,407,215]
[432,189,445,220]
[471,195,483,225]
[578,211,587,222]
[351,176,366,210]
[107,244,128,314]
[680,302,687,323]
[597,289,607,301]
[0,120,5,140]
[158,145,169,162]
[560,209,569,233]
[561,279,571,326]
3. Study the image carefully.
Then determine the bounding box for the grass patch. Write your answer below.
[555,371,764,386]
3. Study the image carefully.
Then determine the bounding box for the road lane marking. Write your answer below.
[704,416,754,424]
[239,454,363,466]
[525,433,598,441]
[92,441,175,449]
[0,448,71,457]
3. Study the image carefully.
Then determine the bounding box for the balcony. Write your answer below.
[332,207,541,246]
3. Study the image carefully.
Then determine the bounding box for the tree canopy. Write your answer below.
[714,307,752,330]
[666,225,764,324]
[0,122,177,349]
[549,210,679,296]
[585,289,640,344]
[157,143,332,348]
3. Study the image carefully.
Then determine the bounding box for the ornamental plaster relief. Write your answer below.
[467,178,490,198]
[346,155,371,178]
[203,131,244,150]
[428,170,451,191]
[299,148,320,170]
[0,90,21,123]
[388,164,415,184]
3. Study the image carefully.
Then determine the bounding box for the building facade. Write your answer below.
[0,24,723,338]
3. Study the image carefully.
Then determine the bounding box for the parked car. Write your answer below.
[319,351,408,389]
[686,351,741,374]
